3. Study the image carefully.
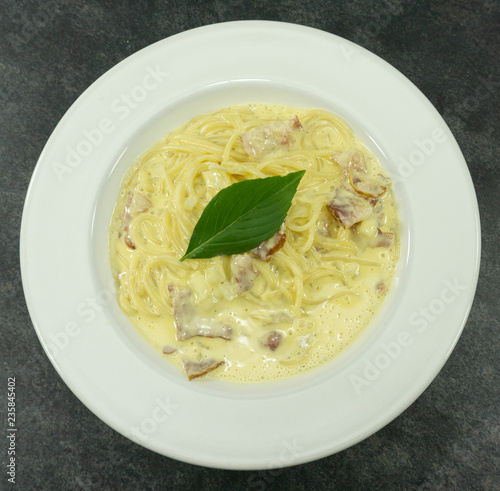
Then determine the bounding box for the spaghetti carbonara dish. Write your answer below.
[109,103,399,382]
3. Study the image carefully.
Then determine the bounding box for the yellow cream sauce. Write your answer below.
[109,103,400,382]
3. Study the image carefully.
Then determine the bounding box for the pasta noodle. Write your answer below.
[109,104,400,382]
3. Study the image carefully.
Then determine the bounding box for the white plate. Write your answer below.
[21,21,480,469]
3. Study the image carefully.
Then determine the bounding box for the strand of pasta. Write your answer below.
[129,214,170,256]
[273,243,307,312]
[167,135,225,155]
[142,265,170,313]
[321,254,381,266]
[125,256,160,315]
[302,288,356,305]
[303,268,346,286]
[313,234,358,254]
[221,120,260,163]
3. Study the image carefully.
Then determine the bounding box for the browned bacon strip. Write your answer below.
[252,223,286,262]
[182,359,225,381]
[327,187,373,229]
[240,116,302,161]
[231,255,259,294]
[349,173,389,198]
[173,289,232,341]
[331,149,389,198]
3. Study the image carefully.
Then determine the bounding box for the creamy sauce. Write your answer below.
[109,104,399,382]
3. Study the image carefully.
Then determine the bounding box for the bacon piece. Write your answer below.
[231,255,259,294]
[121,192,151,249]
[173,289,232,341]
[252,223,286,261]
[182,359,224,381]
[327,187,373,228]
[240,116,302,161]
[374,230,394,247]
[260,330,283,351]
[124,233,135,249]
[349,173,389,198]
[331,149,367,174]
[332,149,389,198]
[162,346,178,355]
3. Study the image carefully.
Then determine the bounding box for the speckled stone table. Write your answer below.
[1,1,499,489]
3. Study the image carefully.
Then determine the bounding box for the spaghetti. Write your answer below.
[109,104,399,382]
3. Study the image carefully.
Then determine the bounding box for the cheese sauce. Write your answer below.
[109,104,399,382]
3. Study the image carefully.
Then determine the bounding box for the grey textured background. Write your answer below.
[1,0,499,489]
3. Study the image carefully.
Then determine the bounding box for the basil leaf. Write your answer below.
[181,170,305,261]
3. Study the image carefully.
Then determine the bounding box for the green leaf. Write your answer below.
[181,170,306,261]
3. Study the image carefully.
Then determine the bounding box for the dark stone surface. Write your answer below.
[1,0,499,489]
